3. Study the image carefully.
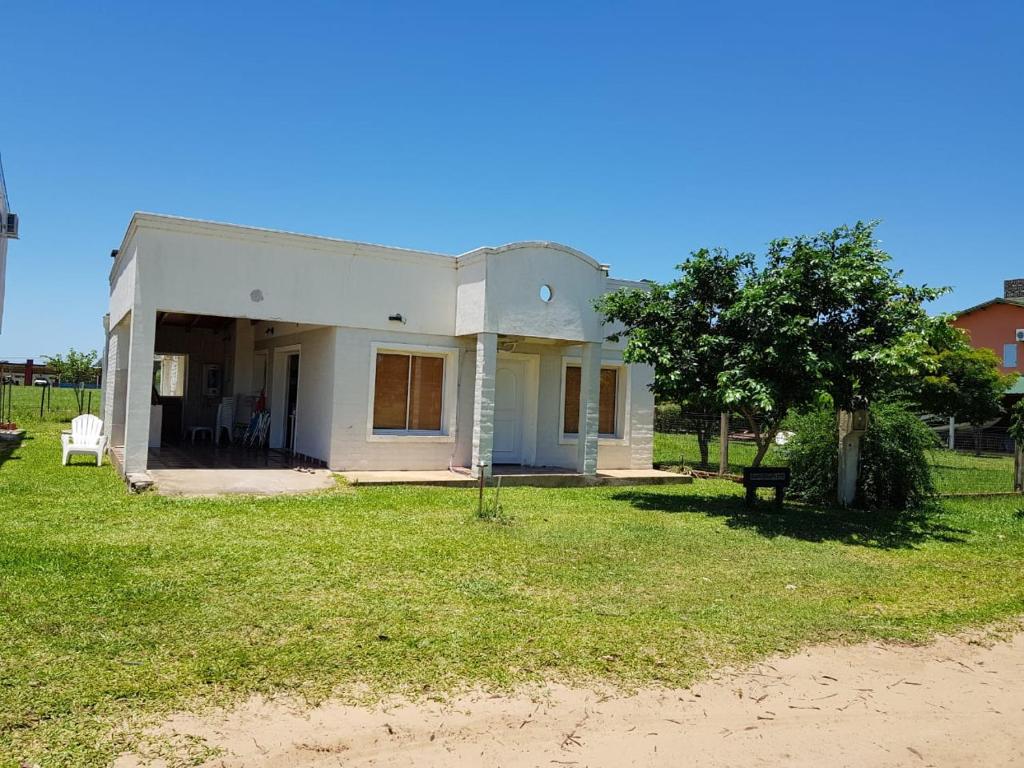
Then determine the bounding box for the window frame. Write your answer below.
[558,356,630,445]
[366,342,459,442]
[1004,343,1018,369]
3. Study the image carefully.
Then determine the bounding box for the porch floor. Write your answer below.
[110,443,336,497]
[340,466,693,488]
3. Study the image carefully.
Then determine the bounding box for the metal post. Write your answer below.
[39,386,44,419]
[477,462,486,516]
[948,416,955,450]
[719,412,729,475]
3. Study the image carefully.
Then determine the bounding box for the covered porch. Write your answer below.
[103,307,332,481]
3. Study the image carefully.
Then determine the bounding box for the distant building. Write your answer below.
[0,154,19,333]
[952,279,1024,375]
[0,359,102,387]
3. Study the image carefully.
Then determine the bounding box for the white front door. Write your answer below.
[493,358,525,464]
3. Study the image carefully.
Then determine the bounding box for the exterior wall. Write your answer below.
[455,244,610,342]
[105,315,130,446]
[118,219,457,336]
[104,214,656,474]
[326,326,473,471]
[952,302,1024,375]
[255,325,336,463]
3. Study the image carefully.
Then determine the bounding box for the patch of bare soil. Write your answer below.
[116,628,1024,768]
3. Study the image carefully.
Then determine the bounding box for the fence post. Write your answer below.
[948,416,955,450]
[718,412,729,475]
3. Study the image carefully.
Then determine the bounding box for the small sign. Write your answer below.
[742,466,791,508]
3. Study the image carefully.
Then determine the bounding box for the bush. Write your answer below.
[784,403,937,511]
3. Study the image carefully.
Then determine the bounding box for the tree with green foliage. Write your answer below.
[43,348,100,415]
[722,222,945,464]
[599,221,944,467]
[596,248,751,467]
[911,327,1015,454]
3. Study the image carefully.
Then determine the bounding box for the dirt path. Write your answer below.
[116,629,1024,768]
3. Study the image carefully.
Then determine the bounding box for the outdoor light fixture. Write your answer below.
[265,326,275,336]
[388,313,405,324]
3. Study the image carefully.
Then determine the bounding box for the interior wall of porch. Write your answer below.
[254,324,336,464]
[154,323,230,435]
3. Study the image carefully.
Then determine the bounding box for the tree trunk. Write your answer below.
[696,424,710,468]
[740,408,777,468]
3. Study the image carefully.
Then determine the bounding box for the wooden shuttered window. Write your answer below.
[563,366,619,436]
[373,352,444,432]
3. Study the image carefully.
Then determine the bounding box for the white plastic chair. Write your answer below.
[215,397,235,446]
[61,414,107,466]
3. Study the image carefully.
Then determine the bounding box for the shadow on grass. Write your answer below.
[612,489,969,550]
[0,435,30,470]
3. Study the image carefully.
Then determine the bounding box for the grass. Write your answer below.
[1,408,1024,765]
[654,430,1015,495]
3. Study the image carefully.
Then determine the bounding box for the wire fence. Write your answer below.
[654,406,1017,496]
[0,384,101,427]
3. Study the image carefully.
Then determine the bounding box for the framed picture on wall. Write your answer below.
[202,364,222,397]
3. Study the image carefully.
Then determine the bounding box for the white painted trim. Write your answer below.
[365,341,459,443]
[557,355,631,446]
[270,344,301,450]
[495,351,540,466]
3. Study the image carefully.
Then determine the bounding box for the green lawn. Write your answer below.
[2,416,1024,765]
[654,430,1015,494]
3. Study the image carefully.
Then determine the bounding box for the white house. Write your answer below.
[102,213,656,479]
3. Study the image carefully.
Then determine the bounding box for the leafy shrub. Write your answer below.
[858,403,938,510]
[784,403,937,511]
[783,408,838,504]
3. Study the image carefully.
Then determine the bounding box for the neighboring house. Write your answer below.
[952,279,1024,375]
[102,213,655,478]
[0,154,19,333]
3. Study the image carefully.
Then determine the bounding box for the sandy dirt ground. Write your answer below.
[116,629,1024,768]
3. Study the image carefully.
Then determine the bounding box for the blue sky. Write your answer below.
[2,0,1021,359]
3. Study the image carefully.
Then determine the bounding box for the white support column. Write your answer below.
[123,310,156,475]
[472,332,498,478]
[576,342,601,475]
[232,318,255,401]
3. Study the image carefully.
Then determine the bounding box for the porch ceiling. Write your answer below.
[156,311,236,331]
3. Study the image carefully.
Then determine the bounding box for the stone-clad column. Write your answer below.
[123,309,156,475]
[576,342,601,475]
[472,332,498,478]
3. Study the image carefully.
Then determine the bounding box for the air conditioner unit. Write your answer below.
[1016,329,1024,343]
[1,213,18,239]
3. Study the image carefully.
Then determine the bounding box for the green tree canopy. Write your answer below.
[596,248,752,466]
[598,222,945,466]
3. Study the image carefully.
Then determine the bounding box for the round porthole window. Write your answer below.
[539,284,553,302]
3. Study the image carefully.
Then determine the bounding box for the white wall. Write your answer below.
[455,244,611,343]
[104,214,656,473]
[327,326,473,471]
[255,325,336,463]
[120,217,458,336]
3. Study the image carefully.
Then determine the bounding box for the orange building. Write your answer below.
[951,279,1024,375]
